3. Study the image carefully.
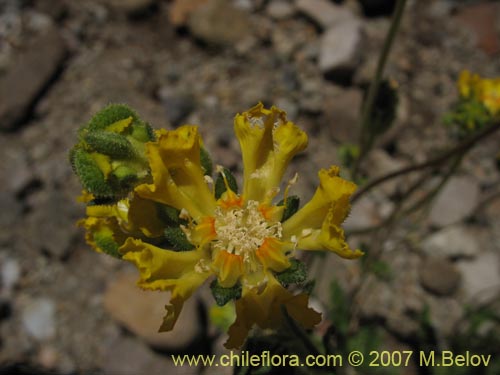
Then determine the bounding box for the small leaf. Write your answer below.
[277,195,300,222]
[93,231,122,258]
[71,148,114,198]
[274,258,306,287]
[87,104,139,132]
[215,168,238,199]
[156,204,182,225]
[200,147,213,176]
[131,122,155,142]
[84,131,135,159]
[164,227,194,251]
[210,279,242,306]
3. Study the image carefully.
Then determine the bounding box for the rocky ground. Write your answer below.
[1,0,500,374]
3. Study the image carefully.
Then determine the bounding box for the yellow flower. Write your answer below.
[458,70,500,116]
[79,103,362,348]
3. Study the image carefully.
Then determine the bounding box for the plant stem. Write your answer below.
[352,120,500,204]
[352,0,408,179]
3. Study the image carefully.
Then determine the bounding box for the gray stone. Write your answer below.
[296,0,356,29]
[319,20,363,82]
[419,257,461,296]
[158,87,195,126]
[421,225,481,259]
[1,257,20,294]
[457,252,500,304]
[428,176,480,227]
[103,336,198,375]
[26,190,81,259]
[0,24,66,130]
[425,295,463,337]
[22,298,56,340]
[187,0,252,46]
[344,195,381,231]
[266,0,296,20]
[324,86,362,144]
[104,272,202,350]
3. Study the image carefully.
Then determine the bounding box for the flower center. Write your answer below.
[212,200,282,259]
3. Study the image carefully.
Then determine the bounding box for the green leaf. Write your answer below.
[164,227,194,251]
[156,204,182,226]
[87,104,139,132]
[274,258,307,287]
[277,195,300,222]
[71,148,114,198]
[200,147,213,176]
[93,232,122,258]
[214,168,238,199]
[84,131,135,159]
[210,279,242,306]
[130,122,155,142]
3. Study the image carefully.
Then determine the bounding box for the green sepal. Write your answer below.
[200,147,213,176]
[156,204,182,226]
[274,258,307,287]
[164,227,194,251]
[130,122,155,142]
[93,232,122,258]
[84,131,135,159]
[71,148,114,198]
[87,104,139,132]
[210,279,242,306]
[214,168,238,199]
[278,195,300,222]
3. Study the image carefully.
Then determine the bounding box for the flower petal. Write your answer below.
[255,238,290,272]
[213,250,244,288]
[225,276,321,349]
[282,167,356,236]
[234,103,307,202]
[120,238,211,330]
[135,126,216,221]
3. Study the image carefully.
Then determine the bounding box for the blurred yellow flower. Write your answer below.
[79,103,362,348]
[458,70,500,116]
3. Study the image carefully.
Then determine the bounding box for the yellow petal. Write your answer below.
[234,103,307,202]
[282,167,356,236]
[255,238,290,272]
[120,238,211,331]
[78,216,127,256]
[225,276,321,349]
[135,126,216,221]
[297,210,364,259]
[213,250,244,288]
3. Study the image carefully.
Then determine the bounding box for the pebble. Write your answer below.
[187,0,252,46]
[421,225,481,259]
[266,0,296,20]
[0,24,66,130]
[323,85,362,144]
[103,272,202,350]
[1,257,20,294]
[457,252,500,305]
[26,190,81,259]
[296,0,357,29]
[428,176,480,227]
[319,20,363,84]
[157,87,195,126]
[419,257,461,296]
[22,298,56,340]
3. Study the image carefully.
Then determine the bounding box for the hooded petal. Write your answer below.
[120,238,211,330]
[225,276,321,349]
[282,167,362,259]
[234,103,307,203]
[135,126,216,221]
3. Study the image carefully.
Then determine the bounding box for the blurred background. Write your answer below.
[0,0,499,374]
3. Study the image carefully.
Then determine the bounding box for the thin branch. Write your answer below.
[352,120,500,204]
